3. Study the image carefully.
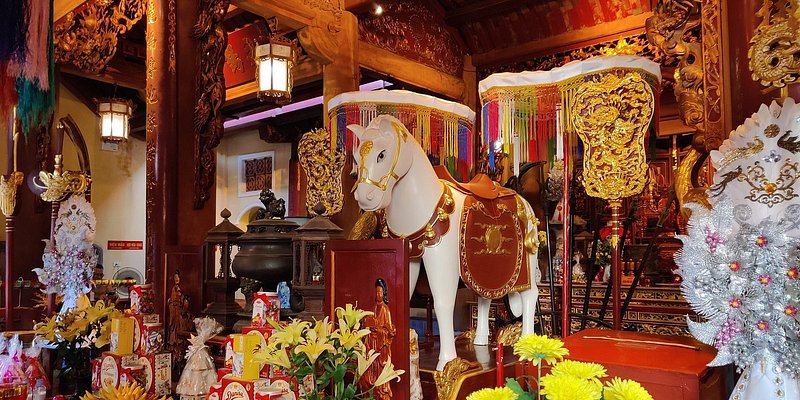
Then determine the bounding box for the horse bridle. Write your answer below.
[351,122,408,193]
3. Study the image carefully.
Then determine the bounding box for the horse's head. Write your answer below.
[348,115,413,212]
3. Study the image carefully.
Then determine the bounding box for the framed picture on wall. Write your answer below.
[238,151,274,197]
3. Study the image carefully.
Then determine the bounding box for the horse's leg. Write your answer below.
[423,246,461,371]
[521,199,541,335]
[409,259,421,301]
[474,296,491,346]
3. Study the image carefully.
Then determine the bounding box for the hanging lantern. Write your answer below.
[95,98,133,142]
[256,18,297,104]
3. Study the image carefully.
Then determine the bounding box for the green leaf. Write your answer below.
[334,363,347,382]
[295,365,314,377]
[505,378,536,400]
[344,385,356,398]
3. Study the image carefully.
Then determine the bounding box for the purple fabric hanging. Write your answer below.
[0,0,28,63]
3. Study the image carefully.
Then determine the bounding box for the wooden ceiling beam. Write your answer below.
[54,0,87,21]
[472,12,653,68]
[60,57,145,92]
[445,0,539,26]
[232,0,319,30]
[359,41,465,101]
[344,0,373,14]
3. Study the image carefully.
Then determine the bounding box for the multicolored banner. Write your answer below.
[479,56,662,170]
[328,90,475,180]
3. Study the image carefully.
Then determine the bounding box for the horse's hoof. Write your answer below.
[473,334,489,346]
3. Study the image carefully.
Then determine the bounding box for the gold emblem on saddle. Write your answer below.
[472,223,512,255]
[456,178,532,300]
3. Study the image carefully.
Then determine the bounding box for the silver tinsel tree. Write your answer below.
[675,99,800,399]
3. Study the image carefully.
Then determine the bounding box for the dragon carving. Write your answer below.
[192,0,230,209]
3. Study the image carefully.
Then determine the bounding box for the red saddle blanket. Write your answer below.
[455,186,531,300]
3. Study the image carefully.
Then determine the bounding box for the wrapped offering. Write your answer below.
[176,317,223,398]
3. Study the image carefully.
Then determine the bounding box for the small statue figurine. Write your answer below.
[360,279,396,400]
[255,188,287,220]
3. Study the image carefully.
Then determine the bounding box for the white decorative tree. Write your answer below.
[34,195,97,313]
[676,99,800,399]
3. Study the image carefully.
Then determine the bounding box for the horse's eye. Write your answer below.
[377,150,386,162]
[350,172,358,180]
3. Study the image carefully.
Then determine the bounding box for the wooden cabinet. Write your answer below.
[563,329,732,400]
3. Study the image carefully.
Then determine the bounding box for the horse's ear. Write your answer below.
[377,117,409,142]
[347,124,365,141]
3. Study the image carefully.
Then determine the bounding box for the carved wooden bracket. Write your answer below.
[646,0,726,152]
[54,0,146,73]
[192,0,230,209]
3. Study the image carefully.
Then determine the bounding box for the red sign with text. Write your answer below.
[107,241,144,250]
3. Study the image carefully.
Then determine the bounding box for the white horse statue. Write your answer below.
[349,115,540,370]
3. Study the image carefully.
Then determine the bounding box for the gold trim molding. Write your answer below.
[433,357,481,400]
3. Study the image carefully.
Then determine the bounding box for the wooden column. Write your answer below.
[5,126,52,329]
[147,0,219,320]
[146,0,178,316]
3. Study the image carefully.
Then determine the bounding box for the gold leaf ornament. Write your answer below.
[298,128,345,216]
[748,0,800,88]
[571,72,655,202]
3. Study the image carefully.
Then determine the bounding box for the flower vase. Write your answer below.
[730,358,800,400]
[56,347,92,399]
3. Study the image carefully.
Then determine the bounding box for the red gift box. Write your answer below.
[220,376,271,400]
[224,335,237,370]
[142,323,164,355]
[207,383,222,400]
[217,368,232,382]
[254,388,286,400]
[124,312,159,354]
[129,284,155,315]
[252,292,280,327]
[135,353,172,397]
[95,352,140,390]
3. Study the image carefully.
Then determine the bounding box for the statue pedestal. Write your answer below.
[418,336,520,400]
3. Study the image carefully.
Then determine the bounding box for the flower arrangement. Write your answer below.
[467,334,653,400]
[595,226,612,268]
[253,304,404,400]
[34,300,122,395]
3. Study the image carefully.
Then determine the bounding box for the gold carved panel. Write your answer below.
[55,0,146,73]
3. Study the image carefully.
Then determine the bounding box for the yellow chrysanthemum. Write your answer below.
[540,374,601,400]
[81,381,167,400]
[466,386,518,400]
[550,360,607,387]
[603,377,654,400]
[513,334,569,366]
